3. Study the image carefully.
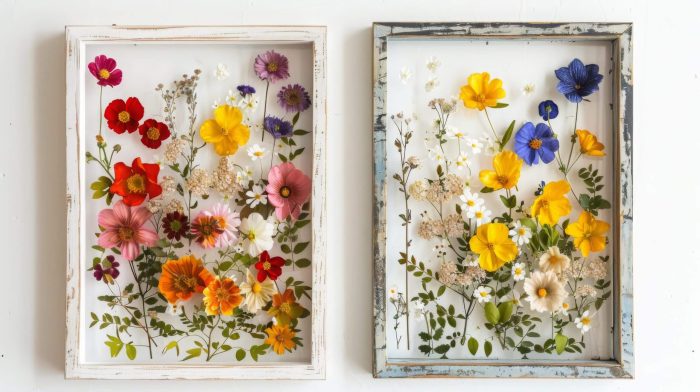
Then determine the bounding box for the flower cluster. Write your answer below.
[390,57,611,358]
[85,52,312,362]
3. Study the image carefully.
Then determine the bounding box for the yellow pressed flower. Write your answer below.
[459,72,506,111]
[469,223,518,272]
[265,324,296,355]
[576,129,605,156]
[531,180,572,226]
[565,211,610,257]
[199,104,250,156]
[479,150,523,191]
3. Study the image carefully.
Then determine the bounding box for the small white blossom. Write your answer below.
[400,67,412,84]
[426,56,441,73]
[214,63,229,80]
[509,221,533,246]
[212,99,221,109]
[247,144,267,161]
[447,127,467,140]
[575,310,593,333]
[466,138,483,154]
[388,286,399,300]
[413,300,427,320]
[559,301,571,316]
[225,89,238,105]
[522,82,535,96]
[474,286,492,303]
[454,152,470,171]
[460,189,484,212]
[512,262,526,281]
[245,185,268,208]
[466,205,492,225]
[238,94,260,112]
[428,146,445,162]
[424,77,439,92]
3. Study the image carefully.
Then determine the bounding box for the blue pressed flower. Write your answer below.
[237,85,256,96]
[555,58,603,103]
[538,100,559,120]
[513,122,559,165]
[264,115,293,139]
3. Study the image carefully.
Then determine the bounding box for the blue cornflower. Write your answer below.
[237,84,256,96]
[538,100,559,120]
[264,116,293,139]
[514,122,559,165]
[554,58,603,103]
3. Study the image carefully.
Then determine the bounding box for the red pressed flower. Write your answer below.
[254,251,285,282]
[162,211,189,241]
[87,55,122,87]
[109,157,162,206]
[138,119,171,149]
[105,97,144,134]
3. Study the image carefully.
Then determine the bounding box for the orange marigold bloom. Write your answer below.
[268,289,305,325]
[576,129,605,156]
[264,324,296,355]
[158,255,213,305]
[203,277,243,316]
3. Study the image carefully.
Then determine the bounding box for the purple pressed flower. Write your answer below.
[254,51,290,82]
[555,58,603,103]
[513,122,559,165]
[92,255,120,282]
[277,84,311,113]
[237,84,256,96]
[88,55,123,87]
[264,116,294,139]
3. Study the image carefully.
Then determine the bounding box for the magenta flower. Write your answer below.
[277,84,311,113]
[254,51,290,82]
[88,55,123,87]
[266,162,311,221]
[97,201,157,261]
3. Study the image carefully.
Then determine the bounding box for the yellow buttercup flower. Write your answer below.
[479,150,523,191]
[530,180,572,226]
[469,223,518,272]
[459,72,506,111]
[565,211,610,257]
[199,105,250,156]
[576,129,605,156]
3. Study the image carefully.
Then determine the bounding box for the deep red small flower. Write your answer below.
[162,211,190,241]
[92,255,120,282]
[105,97,144,134]
[254,251,285,282]
[138,119,171,149]
[109,157,162,206]
[88,55,122,87]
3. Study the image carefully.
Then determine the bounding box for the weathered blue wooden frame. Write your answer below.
[372,22,633,378]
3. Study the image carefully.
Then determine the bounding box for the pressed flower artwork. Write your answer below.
[382,39,615,363]
[81,43,315,364]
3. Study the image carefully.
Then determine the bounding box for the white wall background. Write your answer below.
[0,0,698,390]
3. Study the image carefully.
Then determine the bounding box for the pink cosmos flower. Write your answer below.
[97,201,158,261]
[88,55,123,87]
[203,203,241,248]
[253,51,290,83]
[266,162,311,221]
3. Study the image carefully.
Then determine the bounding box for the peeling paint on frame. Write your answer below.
[372,22,633,379]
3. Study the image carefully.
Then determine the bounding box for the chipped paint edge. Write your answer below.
[371,22,633,379]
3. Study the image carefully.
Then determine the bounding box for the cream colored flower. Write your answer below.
[426,56,441,73]
[239,213,274,257]
[523,270,566,313]
[239,270,276,313]
[400,67,412,84]
[512,262,526,281]
[474,286,492,303]
[214,63,229,80]
[575,310,593,333]
[559,301,571,316]
[425,77,439,92]
[186,168,211,197]
[539,246,571,275]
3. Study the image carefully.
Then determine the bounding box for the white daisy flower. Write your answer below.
[400,67,412,84]
[523,271,567,313]
[511,262,526,281]
[522,82,535,96]
[465,255,480,267]
[413,300,427,320]
[214,63,229,80]
[388,286,399,300]
[428,146,445,162]
[509,221,533,246]
[467,205,492,225]
[212,99,221,109]
[575,310,593,333]
[247,144,267,161]
[426,56,441,73]
[238,94,260,112]
[225,89,238,105]
[460,189,484,212]
[507,289,523,307]
[447,127,467,140]
[559,301,571,316]
[425,77,439,92]
[245,185,268,208]
[466,138,483,154]
[474,286,492,303]
[454,152,471,171]
[482,136,499,155]
[239,213,274,257]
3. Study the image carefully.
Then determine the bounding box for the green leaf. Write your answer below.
[484,340,493,357]
[294,258,311,268]
[125,343,137,360]
[164,340,179,356]
[493,102,509,109]
[236,348,246,361]
[182,348,202,361]
[292,111,301,126]
[555,333,568,355]
[500,120,516,147]
[480,187,494,194]
[105,335,123,358]
[484,302,500,325]
[293,242,309,254]
[293,129,310,136]
[498,302,514,323]
[468,337,479,355]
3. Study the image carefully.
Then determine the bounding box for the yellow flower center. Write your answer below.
[476,93,486,103]
[562,303,569,310]
[263,261,271,271]
[247,231,256,241]
[279,303,292,314]
[480,291,488,297]
[99,69,111,79]
[514,268,522,275]
[276,334,286,343]
[537,288,548,298]
[221,128,230,136]
[528,138,542,150]
[280,186,291,198]
[254,151,264,157]
[467,200,475,207]
[252,282,262,294]
[581,317,591,325]
[497,176,509,187]
[518,228,526,236]
[266,62,278,72]
[126,174,146,193]
[146,127,160,140]
[173,275,197,292]
[486,242,494,251]
[475,211,483,219]
[216,287,230,302]
[550,255,566,266]
[118,227,134,241]
[118,111,131,123]
[540,200,550,208]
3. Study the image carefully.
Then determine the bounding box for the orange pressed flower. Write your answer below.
[265,324,296,355]
[268,289,305,325]
[576,129,605,156]
[158,255,213,304]
[203,277,243,316]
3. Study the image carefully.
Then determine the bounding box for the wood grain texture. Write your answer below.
[65,25,326,380]
[371,22,633,379]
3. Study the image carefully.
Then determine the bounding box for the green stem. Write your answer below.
[483,108,500,148]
